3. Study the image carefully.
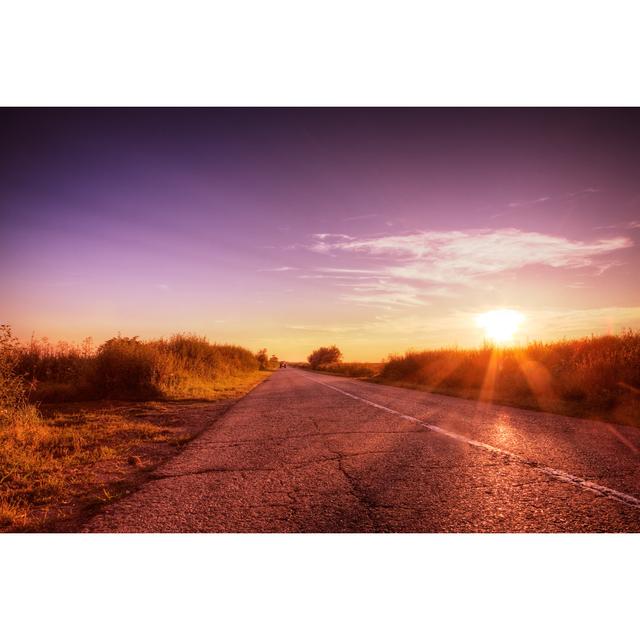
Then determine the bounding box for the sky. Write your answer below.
[1,108,640,360]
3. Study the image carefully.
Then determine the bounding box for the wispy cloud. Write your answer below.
[313,233,353,240]
[306,227,632,306]
[297,274,380,280]
[308,233,354,254]
[508,196,551,208]
[335,281,428,308]
[257,266,298,272]
[312,228,631,281]
[568,187,600,197]
[493,188,601,218]
[318,267,380,275]
[594,220,640,231]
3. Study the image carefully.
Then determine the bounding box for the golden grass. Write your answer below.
[159,369,271,401]
[305,332,640,427]
[0,371,271,532]
[0,325,271,531]
[0,405,177,531]
[13,332,260,402]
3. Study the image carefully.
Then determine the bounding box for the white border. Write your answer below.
[1,534,639,639]
[1,1,640,106]
[1,2,639,638]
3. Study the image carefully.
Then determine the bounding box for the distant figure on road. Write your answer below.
[279,361,287,368]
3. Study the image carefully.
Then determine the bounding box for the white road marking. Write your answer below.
[301,373,640,511]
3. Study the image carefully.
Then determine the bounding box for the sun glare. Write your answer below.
[476,309,525,344]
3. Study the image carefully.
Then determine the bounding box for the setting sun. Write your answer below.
[476,309,525,343]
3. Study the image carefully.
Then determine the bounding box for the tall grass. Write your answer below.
[9,332,260,402]
[379,331,640,425]
[0,325,41,429]
[0,327,263,530]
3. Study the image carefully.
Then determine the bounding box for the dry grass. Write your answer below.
[377,332,640,426]
[0,404,178,531]
[0,325,270,531]
[0,372,270,532]
[13,333,259,402]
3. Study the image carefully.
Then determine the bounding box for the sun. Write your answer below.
[476,309,525,344]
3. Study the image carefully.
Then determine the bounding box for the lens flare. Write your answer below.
[476,309,525,343]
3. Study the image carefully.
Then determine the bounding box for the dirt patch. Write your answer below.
[1,372,271,532]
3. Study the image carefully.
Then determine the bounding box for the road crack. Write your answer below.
[310,417,382,531]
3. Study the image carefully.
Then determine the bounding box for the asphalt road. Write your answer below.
[85,368,640,532]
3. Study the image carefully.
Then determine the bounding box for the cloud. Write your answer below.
[594,220,640,231]
[509,189,601,208]
[494,189,600,218]
[305,227,632,307]
[308,233,354,254]
[568,187,600,197]
[257,266,298,272]
[335,281,428,308]
[318,267,381,275]
[312,233,353,240]
[312,228,632,284]
[508,196,551,208]
[297,274,380,280]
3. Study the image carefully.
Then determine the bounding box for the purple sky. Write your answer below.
[2,108,640,359]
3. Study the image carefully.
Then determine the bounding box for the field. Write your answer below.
[304,332,640,428]
[0,326,270,531]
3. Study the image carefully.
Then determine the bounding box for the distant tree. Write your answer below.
[307,345,342,369]
[255,348,269,370]
[268,355,279,369]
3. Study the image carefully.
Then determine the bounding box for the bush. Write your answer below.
[308,345,342,369]
[255,348,269,370]
[93,337,164,399]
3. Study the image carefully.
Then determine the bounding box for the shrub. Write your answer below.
[255,348,269,370]
[308,345,342,369]
[93,337,164,399]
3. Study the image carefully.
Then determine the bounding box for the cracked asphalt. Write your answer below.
[85,368,640,532]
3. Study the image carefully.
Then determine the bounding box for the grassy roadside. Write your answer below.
[299,332,640,428]
[0,370,270,532]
